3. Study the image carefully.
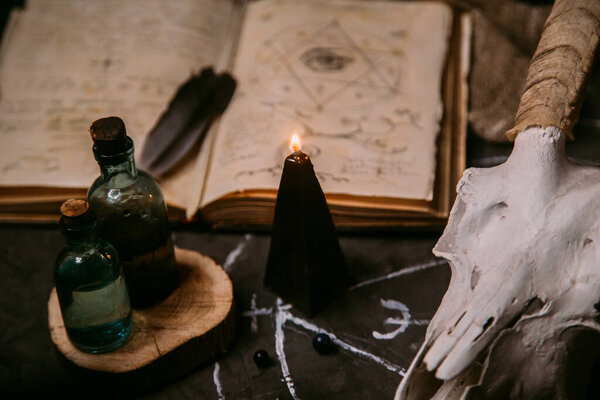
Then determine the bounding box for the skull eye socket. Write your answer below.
[300,47,355,72]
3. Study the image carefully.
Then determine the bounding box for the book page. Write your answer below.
[0,0,233,209]
[202,0,452,206]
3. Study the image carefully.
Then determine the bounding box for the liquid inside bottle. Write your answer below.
[60,276,132,353]
[54,199,132,353]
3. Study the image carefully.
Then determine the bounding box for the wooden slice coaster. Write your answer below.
[48,247,235,379]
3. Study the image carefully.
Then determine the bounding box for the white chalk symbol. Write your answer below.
[372,299,429,340]
[223,234,252,271]
[217,259,444,399]
[213,362,225,400]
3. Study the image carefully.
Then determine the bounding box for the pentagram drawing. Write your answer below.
[247,19,419,153]
[255,20,408,111]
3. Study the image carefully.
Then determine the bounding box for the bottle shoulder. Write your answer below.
[87,175,104,198]
[87,170,166,207]
[55,240,119,267]
[54,241,121,286]
[135,169,165,194]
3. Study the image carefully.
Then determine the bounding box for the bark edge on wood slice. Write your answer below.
[47,247,235,378]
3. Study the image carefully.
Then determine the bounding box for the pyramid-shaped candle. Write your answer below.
[264,135,349,317]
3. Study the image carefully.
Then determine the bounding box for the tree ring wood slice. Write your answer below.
[47,247,235,375]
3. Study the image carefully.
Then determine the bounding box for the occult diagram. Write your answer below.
[235,19,418,180]
[210,238,444,399]
[257,20,408,113]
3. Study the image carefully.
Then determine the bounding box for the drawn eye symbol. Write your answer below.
[300,47,354,72]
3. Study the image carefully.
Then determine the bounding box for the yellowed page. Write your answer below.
[202,0,452,207]
[0,0,233,209]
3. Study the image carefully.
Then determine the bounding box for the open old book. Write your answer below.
[0,0,469,228]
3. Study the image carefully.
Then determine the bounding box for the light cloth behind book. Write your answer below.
[0,0,470,228]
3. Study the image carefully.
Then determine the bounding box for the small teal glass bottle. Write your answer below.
[86,116,179,308]
[54,199,132,353]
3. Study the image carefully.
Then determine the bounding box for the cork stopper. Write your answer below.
[90,116,129,155]
[90,116,126,142]
[60,199,94,229]
[60,199,88,217]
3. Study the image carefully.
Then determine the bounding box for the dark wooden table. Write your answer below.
[1,224,451,399]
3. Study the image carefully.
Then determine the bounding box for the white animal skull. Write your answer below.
[396,0,600,396]
[396,126,600,399]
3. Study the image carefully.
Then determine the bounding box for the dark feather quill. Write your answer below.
[139,68,236,177]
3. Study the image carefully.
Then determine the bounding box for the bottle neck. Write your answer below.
[99,155,137,181]
[93,137,138,182]
[60,220,98,247]
[65,230,96,247]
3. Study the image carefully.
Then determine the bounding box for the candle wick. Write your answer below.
[288,151,309,164]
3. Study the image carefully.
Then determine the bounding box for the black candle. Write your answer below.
[264,135,349,317]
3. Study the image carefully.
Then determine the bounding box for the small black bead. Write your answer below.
[253,349,271,368]
[312,333,334,354]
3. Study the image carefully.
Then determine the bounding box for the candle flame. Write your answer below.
[290,134,301,153]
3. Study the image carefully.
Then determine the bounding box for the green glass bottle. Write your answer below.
[54,199,132,353]
[86,116,179,308]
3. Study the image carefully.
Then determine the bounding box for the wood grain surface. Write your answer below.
[48,247,235,374]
